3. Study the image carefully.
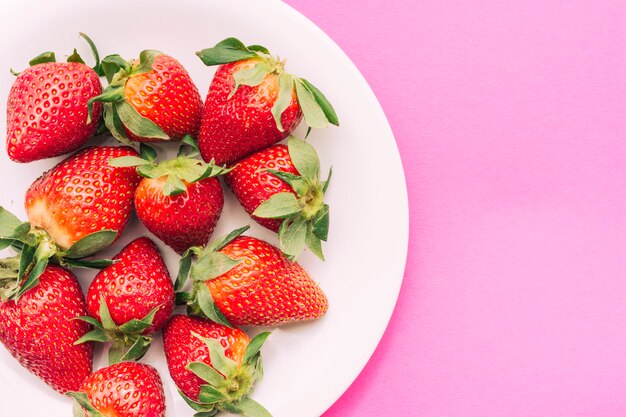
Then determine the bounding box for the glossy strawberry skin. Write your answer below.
[134,176,224,254]
[78,362,165,417]
[226,144,299,232]
[209,236,328,326]
[162,314,249,400]
[124,54,203,142]
[6,62,103,163]
[198,60,303,165]
[86,237,174,333]
[24,146,142,250]
[0,265,92,393]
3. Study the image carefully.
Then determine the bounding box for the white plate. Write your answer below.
[0,1,408,416]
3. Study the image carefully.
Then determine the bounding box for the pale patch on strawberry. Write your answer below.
[27,197,73,250]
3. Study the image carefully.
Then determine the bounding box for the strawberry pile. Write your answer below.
[0,34,338,417]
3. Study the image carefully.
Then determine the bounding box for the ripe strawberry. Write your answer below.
[226,137,331,260]
[6,33,104,163]
[163,314,271,416]
[25,145,141,249]
[77,237,174,364]
[0,264,92,394]
[110,139,229,254]
[0,146,141,290]
[196,37,339,165]
[68,362,166,417]
[176,227,328,327]
[90,50,202,144]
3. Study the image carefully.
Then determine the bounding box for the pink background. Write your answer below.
[285,1,626,416]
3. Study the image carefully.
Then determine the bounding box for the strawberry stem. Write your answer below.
[78,33,103,76]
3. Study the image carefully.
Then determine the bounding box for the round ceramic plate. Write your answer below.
[0,1,408,416]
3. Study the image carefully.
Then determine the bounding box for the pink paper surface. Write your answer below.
[285,1,626,416]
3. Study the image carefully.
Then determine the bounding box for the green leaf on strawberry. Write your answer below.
[28,51,56,66]
[63,229,118,259]
[312,204,330,241]
[194,283,232,328]
[134,49,162,75]
[87,86,124,124]
[0,207,22,238]
[230,61,273,99]
[17,244,36,282]
[298,78,339,126]
[101,54,132,75]
[305,229,325,261]
[16,252,49,298]
[252,193,301,219]
[67,49,85,65]
[242,332,271,365]
[279,217,308,261]
[188,362,224,386]
[67,391,105,417]
[207,226,251,252]
[191,252,242,282]
[140,143,158,161]
[62,258,116,269]
[287,134,321,182]
[116,100,169,140]
[196,38,259,66]
[271,73,295,132]
[0,240,14,251]
[294,78,329,129]
[108,155,153,167]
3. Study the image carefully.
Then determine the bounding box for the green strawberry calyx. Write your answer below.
[75,296,160,365]
[87,49,171,144]
[197,37,339,133]
[252,136,331,261]
[109,138,231,196]
[66,391,105,417]
[0,207,116,302]
[174,226,251,327]
[10,32,104,77]
[179,331,273,417]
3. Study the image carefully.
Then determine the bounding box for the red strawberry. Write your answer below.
[90,51,202,144]
[196,37,339,165]
[226,137,331,260]
[78,237,174,363]
[176,227,328,327]
[6,33,104,163]
[0,146,141,293]
[228,144,297,232]
[134,176,223,254]
[25,145,141,249]
[0,264,92,393]
[110,140,228,254]
[68,362,166,417]
[163,314,271,416]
